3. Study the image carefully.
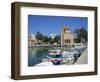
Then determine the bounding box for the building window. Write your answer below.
[64,39,70,43]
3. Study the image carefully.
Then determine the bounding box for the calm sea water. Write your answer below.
[28,47,49,66]
[28,46,86,66]
[28,46,68,66]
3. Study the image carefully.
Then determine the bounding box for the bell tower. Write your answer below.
[61,26,74,46]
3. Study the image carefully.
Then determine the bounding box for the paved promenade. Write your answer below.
[75,48,87,64]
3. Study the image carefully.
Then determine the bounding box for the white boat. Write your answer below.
[48,50,62,58]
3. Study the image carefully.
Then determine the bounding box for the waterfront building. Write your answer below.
[61,26,75,46]
[28,34,37,47]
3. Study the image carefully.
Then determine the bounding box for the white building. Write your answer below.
[28,34,37,47]
[61,26,75,46]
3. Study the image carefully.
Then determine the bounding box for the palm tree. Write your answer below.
[36,32,43,44]
[74,27,87,43]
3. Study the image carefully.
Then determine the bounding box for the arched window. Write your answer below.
[65,39,70,43]
[67,39,68,43]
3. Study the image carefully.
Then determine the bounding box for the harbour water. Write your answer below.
[28,46,86,66]
[28,47,49,66]
[28,46,69,66]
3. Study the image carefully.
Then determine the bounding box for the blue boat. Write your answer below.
[48,50,62,58]
[51,59,62,65]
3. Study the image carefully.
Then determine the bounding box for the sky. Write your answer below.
[28,15,88,36]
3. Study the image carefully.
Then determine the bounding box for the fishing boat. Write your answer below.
[48,50,62,58]
[51,58,63,65]
[48,49,75,65]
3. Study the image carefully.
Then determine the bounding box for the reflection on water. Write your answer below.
[28,46,67,66]
[28,47,49,66]
[28,46,86,66]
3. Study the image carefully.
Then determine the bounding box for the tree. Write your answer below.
[74,27,87,43]
[48,37,53,44]
[53,35,60,43]
[42,36,49,43]
[36,32,43,42]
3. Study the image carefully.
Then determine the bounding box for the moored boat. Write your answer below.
[48,50,62,58]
